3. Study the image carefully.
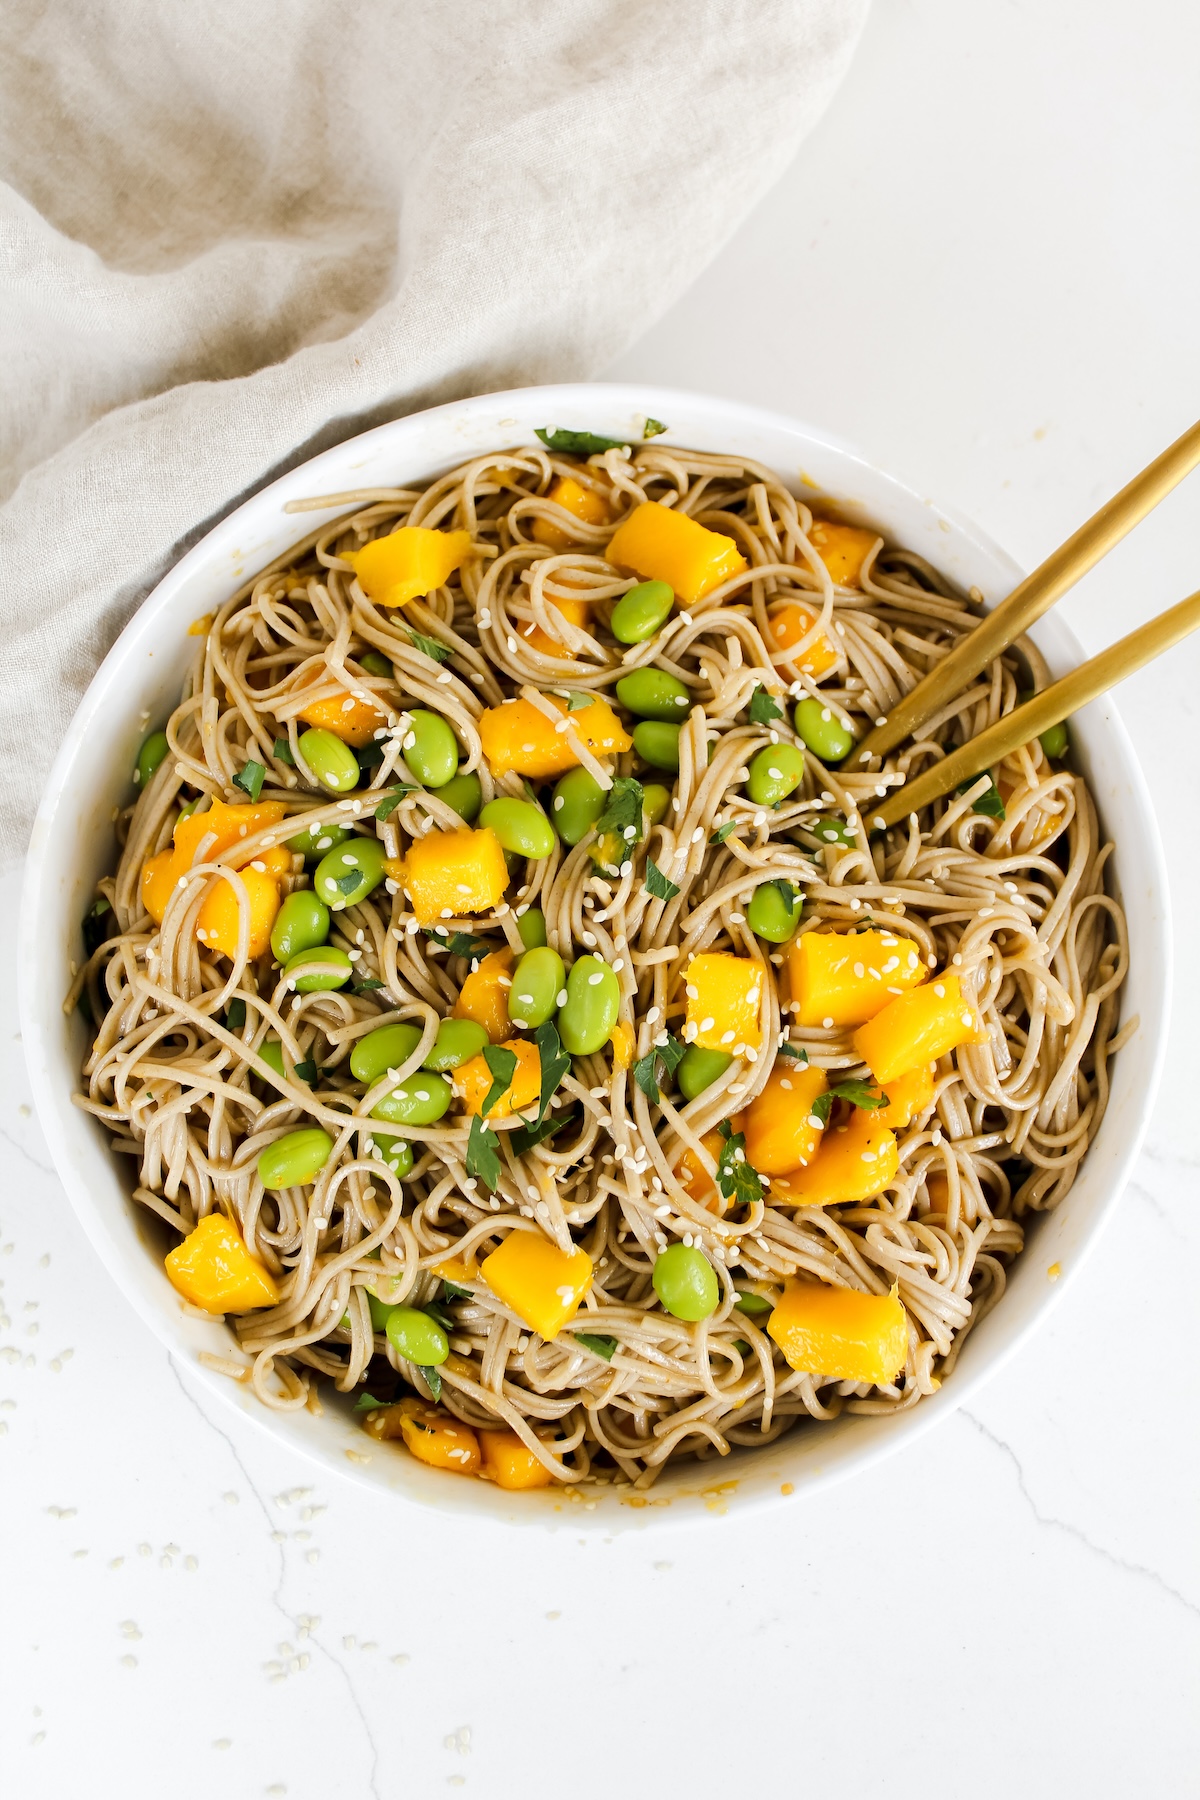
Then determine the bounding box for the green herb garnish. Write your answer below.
[233,759,266,801]
[407,630,452,664]
[419,1365,443,1402]
[442,1279,472,1301]
[480,1045,518,1117]
[353,1392,388,1413]
[466,1115,502,1192]
[566,691,592,712]
[709,820,740,846]
[632,1032,686,1104]
[353,978,385,993]
[536,427,625,455]
[511,1107,579,1156]
[374,787,413,823]
[777,1041,808,1062]
[809,1078,887,1126]
[533,1019,572,1125]
[957,774,1006,819]
[272,737,295,766]
[293,1059,317,1085]
[225,997,247,1033]
[574,1333,617,1361]
[644,858,680,901]
[335,872,362,896]
[596,776,645,851]
[748,685,784,725]
[716,1120,765,1209]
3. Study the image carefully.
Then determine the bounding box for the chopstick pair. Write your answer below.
[851,418,1200,830]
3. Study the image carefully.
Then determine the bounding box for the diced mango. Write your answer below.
[195,865,281,961]
[768,1278,908,1383]
[347,525,473,609]
[164,1212,279,1314]
[480,1429,558,1489]
[400,826,509,926]
[296,686,388,748]
[480,1230,593,1341]
[452,947,513,1043]
[364,1396,482,1473]
[520,591,593,657]
[454,1037,541,1118]
[609,1019,635,1071]
[433,1257,477,1287]
[531,474,614,550]
[853,974,985,1085]
[684,952,764,1053]
[769,1108,899,1207]
[788,928,927,1030]
[871,1063,936,1131]
[477,695,631,781]
[674,1113,746,1213]
[255,845,294,881]
[743,1062,828,1175]
[765,601,841,677]
[141,798,289,926]
[140,848,177,923]
[808,518,880,588]
[606,501,747,604]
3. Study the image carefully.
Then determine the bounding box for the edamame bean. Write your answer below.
[270,889,330,963]
[298,728,360,794]
[350,1021,424,1084]
[367,1290,398,1332]
[551,767,606,845]
[652,1244,719,1321]
[436,770,483,823]
[734,1289,774,1316]
[403,709,459,788]
[746,741,805,806]
[746,880,803,943]
[285,946,354,992]
[610,579,675,644]
[385,1306,450,1366]
[478,797,555,859]
[793,697,854,764]
[676,1045,732,1102]
[516,906,548,950]
[370,1072,453,1126]
[257,1039,286,1081]
[421,1018,489,1071]
[258,1127,334,1190]
[642,783,671,827]
[809,815,856,849]
[135,730,169,787]
[313,836,388,909]
[557,954,620,1056]
[358,650,393,678]
[286,818,354,860]
[615,668,692,721]
[367,1132,414,1178]
[1039,720,1069,759]
[509,947,566,1029]
[632,721,681,772]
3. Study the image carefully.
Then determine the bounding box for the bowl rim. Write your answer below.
[18,381,1172,1530]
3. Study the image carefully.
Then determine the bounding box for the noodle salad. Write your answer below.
[72,429,1128,1491]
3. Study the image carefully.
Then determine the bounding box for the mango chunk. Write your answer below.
[195,865,281,961]
[808,519,880,588]
[684,952,764,1053]
[531,474,613,550]
[769,1108,899,1206]
[164,1212,279,1314]
[480,1429,558,1489]
[141,798,288,926]
[871,1063,936,1130]
[608,1020,635,1071]
[768,1279,908,1383]
[454,1037,541,1118]
[452,947,514,1043]
[853,974,985,1085]
[606,501,747,604]
[480,1230,593,1341]
[296,685,388,748]
[365,1397,482,1473]
[477,695,630,781]
[347,525,472,608]
[788,928,926,1030]
[400,826,508,926]
[520,590,593,657]
[743,1062,828,1175]
[765,601,840,677]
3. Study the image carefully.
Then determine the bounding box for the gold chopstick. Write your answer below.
[869,585,1200,830]
[853,416,1200,765]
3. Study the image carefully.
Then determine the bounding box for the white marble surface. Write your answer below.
[5,4,1200,1794]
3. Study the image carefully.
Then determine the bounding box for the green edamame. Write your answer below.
[270,889,330,963]
[402,709,459,789]
[135,730,169,787]
[615,668,692,721]
[478,797,556,859]
[551,767,606,845]
[746,880,803,944]
[367,1290,398,1332]
[1039,720,1069,759]
[286,818,354,861]
[610,579,675,644]
[508,947,566,1029]
[793,697,854,764]
[808,815,856,849]
[642,783,671,827]
[298,728,360,794]
[676,1045,732,1102]
[516,906,548,950]
[313,837,388,909]
[258,1127,334,1190]
[366,1132,414,1178]
[653,1244,719,1321]
[632,721,681,772]
[421,1018,489,1071]
[257,1039,286,1082]
[285,946,353,992]
[734,1289,774,1316]
[435,770,483,823]
[350,1021,423,1084]
[746,742,805,806]
[358,650,393,678]
[557,954,620,1056]
[385,1306,450,1367]
[370,1072,453,1126]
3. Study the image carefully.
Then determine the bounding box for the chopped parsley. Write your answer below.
[533,1020,572,1125]
[777,1040,808,1062]
[374,787,413,823]
[352,1392,388,1413]
[418,1365,443,1402]
[574,1333,617,1361]
[810,1078,888,1126]
[748,685,784,725]
[511,1107,579,1156]
[480,1045,518,1117]
[632,1032,686,1104]
[709,820,740,846]
[407,630,453,664]
[644,858,680,901]
[716,1119,766,1209]
[465,1115,502,1192]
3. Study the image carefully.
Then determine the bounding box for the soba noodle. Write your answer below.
[72,440,1129,1489]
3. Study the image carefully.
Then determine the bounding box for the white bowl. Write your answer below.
[19,384,1171,1530]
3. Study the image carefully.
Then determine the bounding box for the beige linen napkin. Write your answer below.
[0,0,866,860]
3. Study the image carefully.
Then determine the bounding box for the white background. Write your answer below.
[4,4,1199,1796]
